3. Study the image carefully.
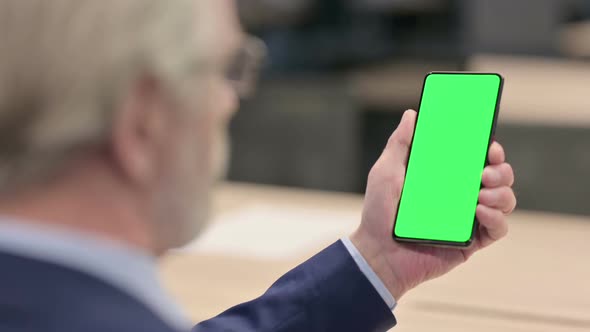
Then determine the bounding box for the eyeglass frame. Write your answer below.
[225,36,268,98]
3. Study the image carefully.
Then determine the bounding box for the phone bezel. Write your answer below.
[392,71,505,248]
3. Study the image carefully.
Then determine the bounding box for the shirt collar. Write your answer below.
[0,219,191,331]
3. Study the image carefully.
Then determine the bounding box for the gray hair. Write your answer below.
[0,0,205,191]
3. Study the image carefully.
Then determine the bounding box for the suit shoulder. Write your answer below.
[0,253,182,332]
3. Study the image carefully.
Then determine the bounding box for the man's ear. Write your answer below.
[111,76,170,188]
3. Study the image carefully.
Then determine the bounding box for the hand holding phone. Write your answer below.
[350,73,516,299]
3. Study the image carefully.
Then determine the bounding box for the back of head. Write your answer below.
[0,0,198,192]
[0,0,244,252]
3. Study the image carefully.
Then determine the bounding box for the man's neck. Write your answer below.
[0,166,157,256]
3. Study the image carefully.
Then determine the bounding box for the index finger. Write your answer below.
[384,109,417,166]
[488,141,505,165]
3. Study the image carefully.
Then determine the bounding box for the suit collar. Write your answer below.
[0,219,191,331]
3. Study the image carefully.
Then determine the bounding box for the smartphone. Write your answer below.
[393,72,504,247]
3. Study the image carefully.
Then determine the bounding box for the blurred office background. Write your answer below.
[228,0,590,216]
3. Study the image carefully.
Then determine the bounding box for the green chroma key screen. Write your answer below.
[393,72,503,246]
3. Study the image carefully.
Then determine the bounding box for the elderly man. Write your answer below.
[0,1,516,331]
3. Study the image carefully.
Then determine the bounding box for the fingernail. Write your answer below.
[490,172,500,184]
[485,169,500,184]
[480,190,496,203]
[401,109,415,122]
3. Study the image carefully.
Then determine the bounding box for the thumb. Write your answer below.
[385,109,417,167]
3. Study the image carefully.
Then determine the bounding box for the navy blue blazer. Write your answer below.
[0,241,396,332]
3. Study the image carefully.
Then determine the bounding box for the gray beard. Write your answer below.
[152,133,230,251]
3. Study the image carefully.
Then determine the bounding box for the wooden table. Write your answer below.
[350,55,590,128]
[160,183,590,331]
[468,55,590,128]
